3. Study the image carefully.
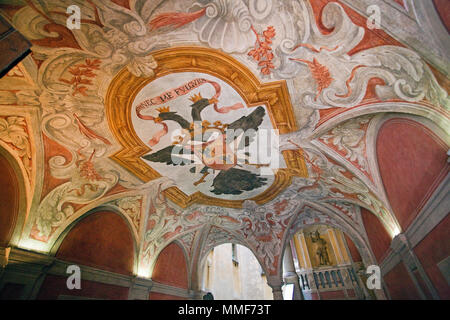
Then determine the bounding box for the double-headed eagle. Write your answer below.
[142,93,268,195]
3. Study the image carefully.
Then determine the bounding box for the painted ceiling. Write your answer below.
[0,0,448,281]
[133,72,277,200]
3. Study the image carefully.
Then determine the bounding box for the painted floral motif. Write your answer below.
[239,198,299,274]
[326,201,360,226]
[289,148,399,237]
[288,207,337,235]
[59,59,101,97]
[201,226,241,259]
[290,58,333,100]
[115,196,143,231]
[149,7,206,31]
[276,2,449,110]
[33,149,119,241]
[178,231,197,257]
[320,116,372,174]
[0,116,32,180]
[248,26,276,75]
[77,150,103,182]
[6,65,25,78]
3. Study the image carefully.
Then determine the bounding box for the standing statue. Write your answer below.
[311,230,331,266]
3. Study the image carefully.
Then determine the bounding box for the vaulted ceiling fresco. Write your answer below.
[0,0,448,289]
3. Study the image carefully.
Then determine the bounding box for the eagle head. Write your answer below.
[190,93,218,108]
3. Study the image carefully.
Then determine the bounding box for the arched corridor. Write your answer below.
[200,243,273,300]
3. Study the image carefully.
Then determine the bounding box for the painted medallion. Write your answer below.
[132,72,282,200]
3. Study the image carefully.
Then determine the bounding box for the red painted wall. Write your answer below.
[384,262,421,300]
[111,0,130,10]
[0,154,20,247]
[433,0,450,31]
[41,135,71,200]
[361,208,392,263]
[412,269,433,300]
[392,0,405,8]
[310,292,320,300]
[151,242,188,290]
[56,211,135,275]
[320,290,346,300]
[347,289,356,298]
[414,215,450,299]
[37,275,129,300]
[377,118,448,231]
[149,292,186,300]
[344,233,362,262]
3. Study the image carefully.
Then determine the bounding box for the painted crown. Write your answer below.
[156,106,170,113]
[189,93,203,103]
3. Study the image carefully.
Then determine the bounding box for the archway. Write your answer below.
[376,116,448,232]
[149,241,190,300]
[287,224,373,300]
[36,209,137,300]
[200,243,273,300]
[0,152,20,247]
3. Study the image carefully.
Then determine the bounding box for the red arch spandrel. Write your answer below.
[56,211,135,275]
[376,118,448,231]
[361,208,392,263]
[344,233,362,262]
[0,154,20,247]
[151,242,188,291]
[433,0,450,31]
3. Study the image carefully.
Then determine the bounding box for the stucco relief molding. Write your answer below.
[310,138,380,201]
[23,186,158,254]
[319,116,372,172]
[276,2,449,111]
[339,0,450,77]
[310,102,449,140]
[0,105,44,247]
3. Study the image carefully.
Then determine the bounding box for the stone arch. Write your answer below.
[191,223,270,293]
[311,101,450,139]
[151,241,190,291]
[374,115,449,232]
[0,146,28,247]
[50,206,138,275]
[196,239,270,299]
[280,204,387,300]
[279,201,378,278]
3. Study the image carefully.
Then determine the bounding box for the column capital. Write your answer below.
[128,276,153,300]
[266,275,283,288]
[390,233,419,271]
[266,276,284,300]
[390,233,410,254]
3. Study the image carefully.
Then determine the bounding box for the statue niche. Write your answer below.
[310,230,331,266]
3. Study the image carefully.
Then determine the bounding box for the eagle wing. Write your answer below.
[211,168,267,195]
[227,106,266,147]
[142,145,193,166]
